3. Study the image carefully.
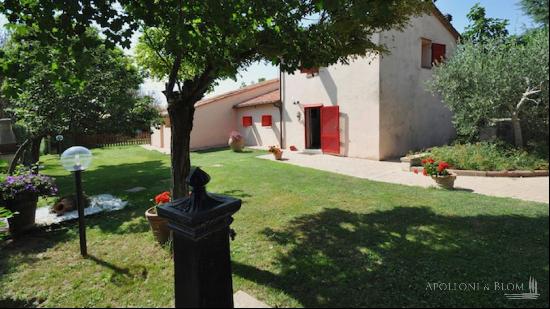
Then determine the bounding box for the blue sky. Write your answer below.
[207,0,535,98]
[0,1,536,102]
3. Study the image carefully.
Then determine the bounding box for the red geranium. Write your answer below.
[154,191,171,205]
[437,162,450,173]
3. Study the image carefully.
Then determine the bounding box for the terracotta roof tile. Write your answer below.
[233,89,280,109]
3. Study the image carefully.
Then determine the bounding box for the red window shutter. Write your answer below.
[431,43,446,64]
[242,116,252,127]
[320,106,340,155]
[261,115,272,127]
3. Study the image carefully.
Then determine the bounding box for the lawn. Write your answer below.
[0,146,548,308]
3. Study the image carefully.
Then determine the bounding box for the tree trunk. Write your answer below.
[167,96,196,199]
[511,112,523,148]
[22,136,42,166]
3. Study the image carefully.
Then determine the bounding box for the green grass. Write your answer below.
[0,146,548,308]
[424,142,549,171]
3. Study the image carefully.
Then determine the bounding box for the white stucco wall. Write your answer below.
[237,104,281,147]
[282,36,382,159]
[151,80,279,151]
[378,13,457,159]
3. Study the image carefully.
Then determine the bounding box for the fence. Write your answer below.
[69,132,151,149]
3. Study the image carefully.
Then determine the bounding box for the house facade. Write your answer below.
[152,9,459,160]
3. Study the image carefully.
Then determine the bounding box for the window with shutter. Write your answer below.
[431,43,446,65]
[242,116,253,127]
[261,115,272,127]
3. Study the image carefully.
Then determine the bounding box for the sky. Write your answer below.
[0,1,537,104]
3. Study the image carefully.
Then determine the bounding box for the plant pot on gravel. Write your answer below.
[5,194,39,234]
[146,191,171,245]
[1,166,58,235]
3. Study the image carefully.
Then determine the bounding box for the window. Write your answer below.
[421,38,446,69]
[242,116,253,127]
[261,115,272,127]
[300,67,320,75]
[421,38,432,69]
[431,43,446,65]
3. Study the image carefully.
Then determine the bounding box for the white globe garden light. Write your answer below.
[60,146,93,257]
[61,146,93,172]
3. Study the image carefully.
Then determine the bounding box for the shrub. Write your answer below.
[425,142,549,171]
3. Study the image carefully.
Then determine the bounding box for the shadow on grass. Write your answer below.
[234,207,549,308]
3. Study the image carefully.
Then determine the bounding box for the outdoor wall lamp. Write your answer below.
[60,146,93,257]
[297,111,302,121]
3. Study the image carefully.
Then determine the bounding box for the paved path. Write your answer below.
[257,151,549,204]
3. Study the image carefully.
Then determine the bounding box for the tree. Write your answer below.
[1,0,433,198]
[1,28,161,163]
[463,3,509,43]
[428,29,549,148]
[520,0,549,26]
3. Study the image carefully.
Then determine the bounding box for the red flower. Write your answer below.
[413,168,419,174]
[155,191,171,205]
[437,162,450,173]
[428,158,435,164]
[423,169,428,176]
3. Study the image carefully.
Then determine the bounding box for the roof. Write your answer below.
[233,89,280,109]
[160,78,279,116]
[195,78,279,108]
[431,6,461,41]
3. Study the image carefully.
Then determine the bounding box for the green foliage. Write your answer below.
[426,142,549,171]
[428,29,549,144]
[0,28,161,137]
[520,0,549,26]
[462,3,509,43]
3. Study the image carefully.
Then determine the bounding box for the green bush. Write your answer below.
[425,142,549,171]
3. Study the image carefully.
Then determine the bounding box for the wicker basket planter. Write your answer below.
[431,173,457,190]
[145,207,170,245]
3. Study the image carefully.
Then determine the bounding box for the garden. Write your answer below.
[1,146,548,307]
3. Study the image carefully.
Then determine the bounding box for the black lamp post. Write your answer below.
[55,134,64,157]
[60,146,93,257]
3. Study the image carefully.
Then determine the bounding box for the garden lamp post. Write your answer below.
[55,135,64,157]
[60,146,93,257]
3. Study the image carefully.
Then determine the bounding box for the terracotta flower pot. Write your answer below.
[228,136,245,152]
[273,151,283,160]
[431,174,457,190]
[145,206,170,245]
[5,194,39,235]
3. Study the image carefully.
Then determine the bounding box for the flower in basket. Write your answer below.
[229,131,243,142]
[154,191,171,205]
[421,158,451,177]
[268,145,282,154]
[0,170,58,201]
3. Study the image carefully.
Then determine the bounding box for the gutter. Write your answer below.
[279,64,284,148]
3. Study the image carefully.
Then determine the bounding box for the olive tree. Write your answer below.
[428,29,549,147]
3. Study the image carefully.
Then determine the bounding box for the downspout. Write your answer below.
[279,64,284,148]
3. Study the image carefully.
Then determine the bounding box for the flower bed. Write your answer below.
[405,143,548,175]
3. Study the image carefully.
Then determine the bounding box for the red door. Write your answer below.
[320,106,340,155]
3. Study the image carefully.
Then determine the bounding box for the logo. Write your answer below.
[504,277,540,300]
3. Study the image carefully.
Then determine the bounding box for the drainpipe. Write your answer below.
[279,63,284,148]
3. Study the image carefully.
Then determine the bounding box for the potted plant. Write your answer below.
[228,131,245,152]
[145,191,171,245]
[268,146,283,160]
[0,166,58,234]
[416,158,457,190]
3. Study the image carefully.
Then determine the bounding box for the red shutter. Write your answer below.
[242,116,252,127]
[320,106,340,155]
[431,43,446,64]
[261,115,272,127]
